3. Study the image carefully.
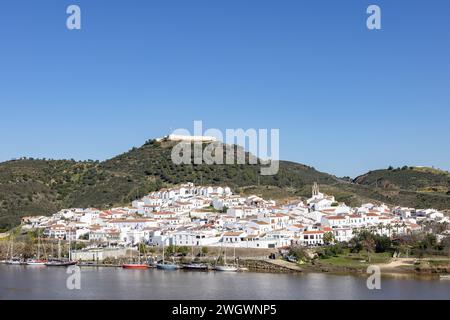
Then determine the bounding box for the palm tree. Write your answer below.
[401,222,407,235]
[386,224,393,238]
[394,222,401,236]
[378,223,384,236]
[370,225,377,234]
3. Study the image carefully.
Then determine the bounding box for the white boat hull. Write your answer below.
[26,262,47,266]
[156,263,179,270]
[215,265,238,272]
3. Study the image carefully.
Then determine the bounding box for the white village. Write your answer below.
[19,182,448,259]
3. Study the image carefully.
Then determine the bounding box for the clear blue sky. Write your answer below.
[0,0,449,177]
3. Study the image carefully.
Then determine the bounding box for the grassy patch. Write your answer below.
[318,251,392,268]
[428,260,450,267]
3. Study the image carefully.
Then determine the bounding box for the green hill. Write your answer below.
[0,140,449,231]
[0,139,335,230]
[354,166,449,194]
[352,166,450,210]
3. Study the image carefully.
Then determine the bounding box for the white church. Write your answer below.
[307,182,336,211]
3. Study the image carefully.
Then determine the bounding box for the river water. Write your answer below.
[0,265,449,300]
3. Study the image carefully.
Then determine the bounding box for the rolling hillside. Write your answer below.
[0,139,449,230]
[354,166,449,194]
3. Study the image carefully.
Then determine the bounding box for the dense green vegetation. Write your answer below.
[1,139,449,230]
[288,226,450,271]
[354,166,449,194]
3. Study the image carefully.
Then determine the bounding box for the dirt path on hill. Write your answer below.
[378,258,416,270]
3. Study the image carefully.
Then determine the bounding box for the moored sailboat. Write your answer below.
[214,265,238,272]
[26,259,47,266]
[214,245,238,272]
[183,245,208,270]
[27,230,47,266]
[156,240,179,270]
[183,262,208,270]
[122,243,148,269]
[45,238,77,267]
[45,260,78,267]
[5,234,25,265]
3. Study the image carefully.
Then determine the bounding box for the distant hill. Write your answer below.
[352,166,450,210]
[354,166,449,194]
[1,140,449,230]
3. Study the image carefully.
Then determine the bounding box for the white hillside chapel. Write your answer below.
[307,182,335,211]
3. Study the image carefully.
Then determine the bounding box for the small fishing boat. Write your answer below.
[439,274,450,280]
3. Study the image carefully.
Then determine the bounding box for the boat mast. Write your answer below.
[162,238,165,265]
[37,230,41,260]
[68,235,71,261]
[6,236,11,261]
[11,235,14,259]
[58,238,61,260]
[138,243,141,264]
[173,240,176,263]
[224,246,227,266]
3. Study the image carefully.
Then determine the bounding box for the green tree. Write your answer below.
[374,236,392,253]
[377,223,384,235]
[362,238,375,262]
[166,245,175,256]
[323,232,335,245]
[386,224,393,238]
[138,243,147,254]
[177,246,189,255]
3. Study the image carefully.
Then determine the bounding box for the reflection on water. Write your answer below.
[381,272,440,281]
[0,265,449,300]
